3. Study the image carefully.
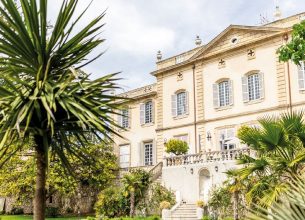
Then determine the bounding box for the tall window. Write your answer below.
[248,74,260,101]
[145,101,153,124]
[121,109,129,128]
[298,61,305,90]
[119,145,130,168]
[172,91,189,117]
[218,81,230,107]
[177,92,187,116]
[140,101,154,125]
[213,80,233,108]
[174,134,188,143]
[219,128,235,150]
[242,72,264,103]
[144,142,153,166]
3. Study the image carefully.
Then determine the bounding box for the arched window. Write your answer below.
[242,72,264,102]
[140,100,154,125]
[213,80,233,108]
[171,90,189,117]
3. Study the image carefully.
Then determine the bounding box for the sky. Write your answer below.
[48,0,304,92]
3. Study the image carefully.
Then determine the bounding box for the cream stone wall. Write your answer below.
[114,12,305,174]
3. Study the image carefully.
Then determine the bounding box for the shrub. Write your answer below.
[202,216,213,220]
[159,201,171,210]
[223,217,234,220]
[10,207,24,215]
[45,206,59,217]
[146,182,175,214]
[165,139,189,155]
[196,200,205,208]
[95,186,129,218]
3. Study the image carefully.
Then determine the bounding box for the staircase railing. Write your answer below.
[149,161,163,182]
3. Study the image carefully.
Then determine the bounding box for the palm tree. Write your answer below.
[0,0,123,219]
[248,178,305,220]
[236,111,305,207]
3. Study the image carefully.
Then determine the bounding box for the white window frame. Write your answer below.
[121,109,129,128]
[144,142,153,166]
[219,128,236,151]
[248,73,260,101]
[177,91,187,116]
[119,145,130,168]
[144,101,153,124]
[298,61,305,91]
[218,81,230,107]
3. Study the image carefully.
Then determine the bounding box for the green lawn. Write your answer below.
[0,216,89,220]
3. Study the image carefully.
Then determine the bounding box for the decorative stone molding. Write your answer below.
[218,59,226,68]
[119,84,157,99]
[177,72,183,81]
[247,49,256,60]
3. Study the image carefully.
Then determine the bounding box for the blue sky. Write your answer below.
[49,0,304,92]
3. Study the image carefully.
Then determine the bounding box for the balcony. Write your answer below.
[163,148,252,167]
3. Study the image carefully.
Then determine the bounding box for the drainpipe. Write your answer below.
[192,64,198,153]
[283,33,293,113]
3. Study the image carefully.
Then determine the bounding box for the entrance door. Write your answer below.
[199,169,211,203]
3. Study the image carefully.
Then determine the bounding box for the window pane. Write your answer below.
[177,92,186,116]
[248,74,260,101]
[218,81,229,107]
[144,143,153,166]
[121,109,129,128]
[145,101,152,124]
[120,145,130,168]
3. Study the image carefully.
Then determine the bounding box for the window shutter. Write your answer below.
[185,91,189,114]
[140,103,145,125]
[138,142,143,166]
[298,62,305,90]
[258,72,264,99]
[229,80,234,106]
[128,108,131,128]
[213,84,219,108]
[151,101,155,123]
[153,139,157,165]
[227,128,235,139]
[171,94,177,117]
[117,111,122,128]
[242,76,249,102]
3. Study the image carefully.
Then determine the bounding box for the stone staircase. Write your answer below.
[170,203,197,220]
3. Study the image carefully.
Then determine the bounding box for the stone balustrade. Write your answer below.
[164,148,253,167]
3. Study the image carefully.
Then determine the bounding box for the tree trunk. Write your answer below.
[34,135,48,220]
[233,190,239,220]
[129,190,135,217]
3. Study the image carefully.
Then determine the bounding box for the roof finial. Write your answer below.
[156,50,162,61]
[274,0,282,20]
[195,35,202,46]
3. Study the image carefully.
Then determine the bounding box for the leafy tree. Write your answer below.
[0,0,124,219]
[0,139,118,210]
[235,111,305,207]
[278,21,305,64]
[122,169,151,217]
[208,186,233,219]
[165,139,189,155]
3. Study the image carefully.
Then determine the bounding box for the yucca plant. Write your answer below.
[248,178,305,220]
[0,0,124,219]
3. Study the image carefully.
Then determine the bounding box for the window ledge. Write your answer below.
[299,89,305,94]
[118,128,131,132]
[214,105,233,111]
[141,122,155,128]
[173,114,189,120]
[244,98,264,105]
